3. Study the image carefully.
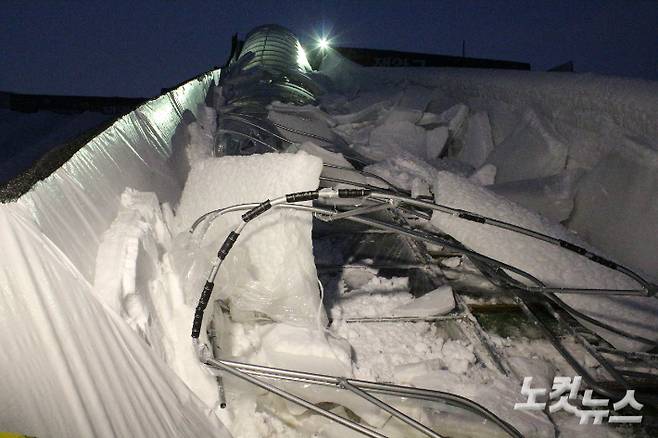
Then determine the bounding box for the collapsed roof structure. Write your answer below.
[2,24,658,438]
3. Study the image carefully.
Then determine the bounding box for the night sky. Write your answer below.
[1,0,656,97]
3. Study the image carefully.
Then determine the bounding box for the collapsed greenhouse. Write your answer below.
[2,24,658,437]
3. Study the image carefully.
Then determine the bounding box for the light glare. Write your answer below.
[318,37,330,51]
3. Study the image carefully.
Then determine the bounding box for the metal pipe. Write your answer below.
[206,358,523,438]
[206,358,386,438]
[190,202,650,343]
[344,315,466,323]
[338,378,444,438]
[370,192,653,296]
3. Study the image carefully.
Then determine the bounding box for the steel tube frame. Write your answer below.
[205,358,523,438]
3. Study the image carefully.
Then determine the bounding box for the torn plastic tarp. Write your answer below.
[0,70,231,437]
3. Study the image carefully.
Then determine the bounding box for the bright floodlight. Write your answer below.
[318,37,330,51]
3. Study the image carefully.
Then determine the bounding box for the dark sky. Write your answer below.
[1,0,656,97]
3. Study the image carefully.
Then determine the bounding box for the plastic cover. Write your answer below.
[0,70,232,437]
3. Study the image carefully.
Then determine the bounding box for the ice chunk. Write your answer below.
[465,97,522,145]
[430,171,658,350]
[392,285,455,317]
[364,152,438,192]
[298,140,353,168]
[396,85,433,110]
[381,108,423,124]
[568,141,658,283]
[425,126,449,159]
[441,340,476,374]
[176,152,324,327]
[258,323,353,376]
[486,109,568,183]
[457,111,494,168]
[489,170,582,222]
[468,163,497,186]
[411,177,431,198]
[341,265,379,290]
[437,103,469,135]
[94,189,169,331]
[331,101,389,125]
[368,120,426,160]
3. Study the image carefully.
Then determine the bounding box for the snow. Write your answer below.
[368,120,427,160]
[430,170,658,351]
[326,51,658,284]
[175,152,324,327]
[489,170,582,223]
[569,142,658,282]
[3,43,657,437]
[468,163,497,186]
[425,125,449,159]
[457,110,495,168]
[391,285,455,317]
[486,109,568,183]
[433,102,469,135]
[254,323,353,376]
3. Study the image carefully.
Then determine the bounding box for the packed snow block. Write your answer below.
[569,143,658,283]
[364,152,438,192]
[457,111,495,168]
[392,285,455,317]
[93,188,176,350]
[465,97,522,145]
[430,171,658,351]
[257,323,353,376]
[331,100,389,125]
[425,126,449,159]
[485,109,568,183]
[489,170,581,223]
[395,85,433,111]
[468,163,497,186]
[169,105,216,186]
[437,103,469,135]
[176,152,324,327]
[381,107,423,124]
[367,119,427,160]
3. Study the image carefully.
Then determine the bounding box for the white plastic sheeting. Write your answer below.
[0,70,231,437]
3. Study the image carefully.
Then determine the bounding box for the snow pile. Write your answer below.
[489,170,582,223]
[456,110,495,168]
[322,51,658,281]
[485,109,568,183]
[169,103,217,185]
[430,170,658,351]
[93,189,173,334]
[175,151,324,327]
[391,285,455,317]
